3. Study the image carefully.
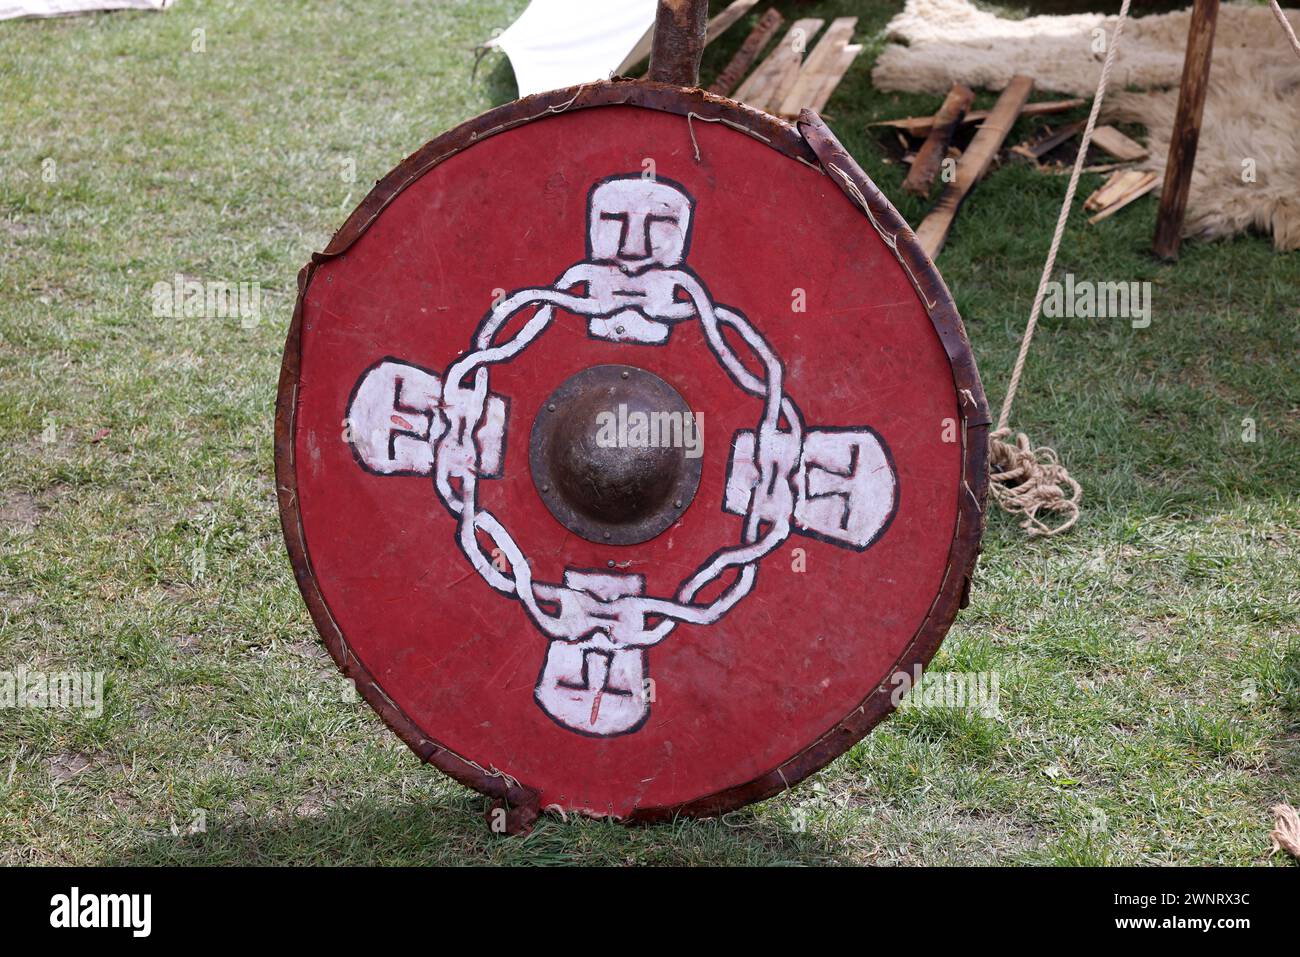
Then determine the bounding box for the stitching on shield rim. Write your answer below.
[274,79,989,823]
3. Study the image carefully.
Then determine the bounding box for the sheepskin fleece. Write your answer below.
[873,0,1300,249]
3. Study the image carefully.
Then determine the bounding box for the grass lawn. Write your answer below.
[1,0,1296,865]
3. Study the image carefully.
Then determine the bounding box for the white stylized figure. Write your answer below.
[342,173,898,737]
[533,570,656,736]
[558,177,698,344]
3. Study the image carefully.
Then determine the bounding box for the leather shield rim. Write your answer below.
[273,78,990,824]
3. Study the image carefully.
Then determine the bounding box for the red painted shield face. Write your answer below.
[277,84,987,825]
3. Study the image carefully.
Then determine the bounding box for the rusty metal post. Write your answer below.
[648,0,710,87]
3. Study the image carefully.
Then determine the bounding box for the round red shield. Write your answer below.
[275,81,988,827]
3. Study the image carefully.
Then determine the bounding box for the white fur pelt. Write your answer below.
[873,0,1300,249]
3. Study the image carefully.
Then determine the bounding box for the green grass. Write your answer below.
[1,0,1296,865]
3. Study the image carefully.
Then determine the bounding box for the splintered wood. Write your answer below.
[1084,169,1159,223]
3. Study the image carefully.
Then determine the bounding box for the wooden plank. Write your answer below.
[871,98,1085,136]
[1153,0,1220,259]
[766,56,804,113]
[1089,125,1148,162]
[1089,172,1159,223]
[708,8,784,96]
[619,0,759,76]
[913,75,1035,259]
[1010,120,1084,162]
[804,42,862,114]
[1045,161,1130,176]
[776,16,857,117]
[1081,162,1128,175]
[902,84,975,196]
[706,0,760,44]
[733,18,824,112]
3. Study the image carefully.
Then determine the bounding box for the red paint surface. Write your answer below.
[293,106,961,816]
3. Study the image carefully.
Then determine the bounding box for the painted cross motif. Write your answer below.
[342,174,899,737]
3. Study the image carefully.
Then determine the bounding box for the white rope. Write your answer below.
[997,0,1133,432]
[989,0,1133,537]
[1269,0,1300,58]
[988,0,1289,539]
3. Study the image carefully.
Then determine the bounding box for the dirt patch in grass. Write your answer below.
[0,491,40,531]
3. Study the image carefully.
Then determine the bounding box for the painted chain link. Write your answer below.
[432,275,805,648]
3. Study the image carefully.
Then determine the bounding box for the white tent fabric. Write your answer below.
[487,0,658,97]
[1,0,171,20]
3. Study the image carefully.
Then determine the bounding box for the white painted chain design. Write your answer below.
[432,273,805,648]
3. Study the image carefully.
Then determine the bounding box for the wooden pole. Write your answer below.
[1152,0,1220,260]
[648,0,711,87]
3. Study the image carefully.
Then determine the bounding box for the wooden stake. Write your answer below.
[622,0,757,78]
[902,84,974,196]
[647,0,710,86]
[1153,0,1220,259]
[914,75,1035,259]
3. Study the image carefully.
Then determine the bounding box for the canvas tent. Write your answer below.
[1,0,170,19]
[485,0,658,97]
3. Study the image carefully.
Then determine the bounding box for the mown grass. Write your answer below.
[0,0,1296,865]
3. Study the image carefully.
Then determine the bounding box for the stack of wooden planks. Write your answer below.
[623,5,862,120]
[878,80,1155,257]
[727,15,862,118]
